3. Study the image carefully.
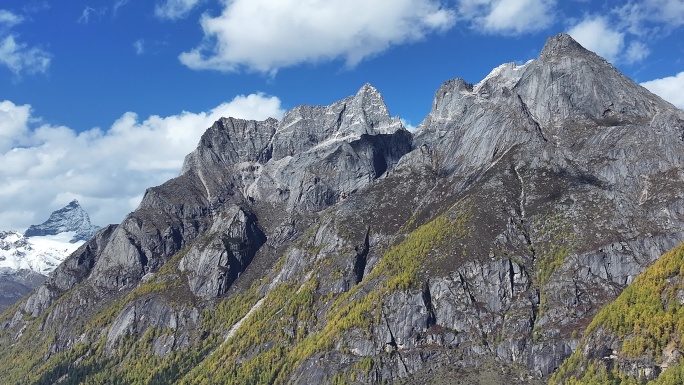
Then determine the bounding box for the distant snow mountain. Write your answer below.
[24,199,99,243]
[0,231,85,275]
[0,200,99,312]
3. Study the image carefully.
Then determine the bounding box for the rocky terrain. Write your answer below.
[0,200,98,312]
[0,34,683,384]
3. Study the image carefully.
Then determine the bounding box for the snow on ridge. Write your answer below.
[473,60,534,94]
[0,231,83,275]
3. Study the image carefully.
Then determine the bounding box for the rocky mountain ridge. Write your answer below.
[1,34,684,384]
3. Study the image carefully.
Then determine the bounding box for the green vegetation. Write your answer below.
[551,242,684,385]
[179,200,473,384]
[532,211,576,286]
[178,278,318,384]
[0,241,263,385]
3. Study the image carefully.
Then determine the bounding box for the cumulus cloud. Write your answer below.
[0,100,30,151]
[641,72,684,109]
[568,16,624,63]
[154,0,202,20]
[457,0,556,34]
[179,0,455,74]
[0,94,285,231]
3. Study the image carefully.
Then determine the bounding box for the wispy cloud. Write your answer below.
[21,2,50,14]
[179,0,455,74]
[0,10,23,28]
[0,94,285,230]
[77,6,106,24]
[0,9,50,77]
[457,0,557,35]
[614,0,684,36]
[133,39,144,55]
[154,0,202,20]
[0,35,51,76]
[625,41,650,64]
[113,0,130,16]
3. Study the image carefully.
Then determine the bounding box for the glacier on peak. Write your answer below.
[472,60,534,95]
[0,231,84,274]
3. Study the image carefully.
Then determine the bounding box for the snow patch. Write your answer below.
[0,231,83,275]
[473,60,534,94]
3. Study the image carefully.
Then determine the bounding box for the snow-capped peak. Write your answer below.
[24,199,99,243]
[0,200,99,278]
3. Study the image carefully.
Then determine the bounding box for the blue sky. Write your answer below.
[1,0,683,231]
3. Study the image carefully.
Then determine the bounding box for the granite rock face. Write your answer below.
[2,34,684,384]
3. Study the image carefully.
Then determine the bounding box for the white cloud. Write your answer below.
[641,72,684,109]
[0,100,30,151]
[0,94,285,231]
[0,35,51,76]
[625,41,650,63]
[649,0,684,27]
[457,0,556,34]
[113,0,130,16]
[614,0,684,37]
[568,16,624,63]
[154,0,202,20]
[133,39,144,55]
[0,10,23,27]
[0,9,51,77]
[77,6,106,24]
[179,0,455,74]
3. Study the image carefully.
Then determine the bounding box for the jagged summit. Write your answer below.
[539,33,591,59]
[24,200,99,243]
[356,82,380,96]
[515,32,666,129]
[272,83,403,160]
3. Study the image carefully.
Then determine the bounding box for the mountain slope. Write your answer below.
[1,34,684,384]
[551,242,684,384]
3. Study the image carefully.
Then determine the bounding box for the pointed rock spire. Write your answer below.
[24,200,99,243]
[539,33,592,60]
